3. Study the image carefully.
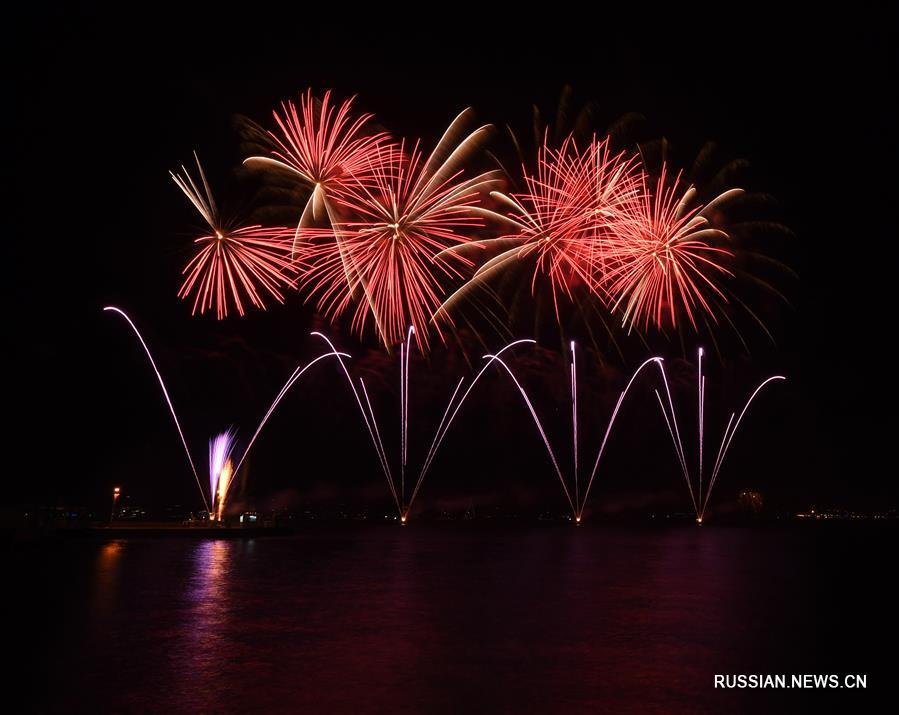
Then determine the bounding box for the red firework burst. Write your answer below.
[172,154,300,319]
[298,121,497,351]
[438,135,641,321]
[602,165,736,331]
[550,135,642,275]
[245,89,389,229]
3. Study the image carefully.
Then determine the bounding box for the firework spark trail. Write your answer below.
[653,360,697,513]
[417,377,465,483]
[104,306,209,512]
[701,375,786,516]
[483,355,575,514]
[487,347,666,520]
[658,367,691,480]
[654,390,696,513]
[578,355,668,520]
[310,332,401,514]
[312,332,535,519]
[221,349,352,505]
[404,327,412,468]
[709,412,735,503]
[109,306,349,510]
[571,341,579,509]
[247,351,347,446]
[399,326,415,507]
[653,348,785,521]
[359,378,399,508]
[400,340,404,502]
[698,347,704,505]
[409,340,537,510]
[398,331,406,505]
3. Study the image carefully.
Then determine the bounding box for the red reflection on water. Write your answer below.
[91,540,124,616]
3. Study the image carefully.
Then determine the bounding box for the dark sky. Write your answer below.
[7,5,897,515]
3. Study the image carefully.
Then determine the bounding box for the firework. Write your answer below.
[104,306,209,511]
[654,347,785,522]
[172,154,299,319]
[601,165,741,332]
[553,136,643,275]
[209,429,237,521]
[313,331,534,520]
[107,305,787,523]
[434,135,641,324]
[243,89,389,256]
[218,346,352,507]
[299,111,499,351]
[485,342,665,521]
[106,306,350,513]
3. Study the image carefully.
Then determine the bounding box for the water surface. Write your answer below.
[17,524,889,713]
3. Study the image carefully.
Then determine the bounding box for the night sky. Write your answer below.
[8,5,897,515]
